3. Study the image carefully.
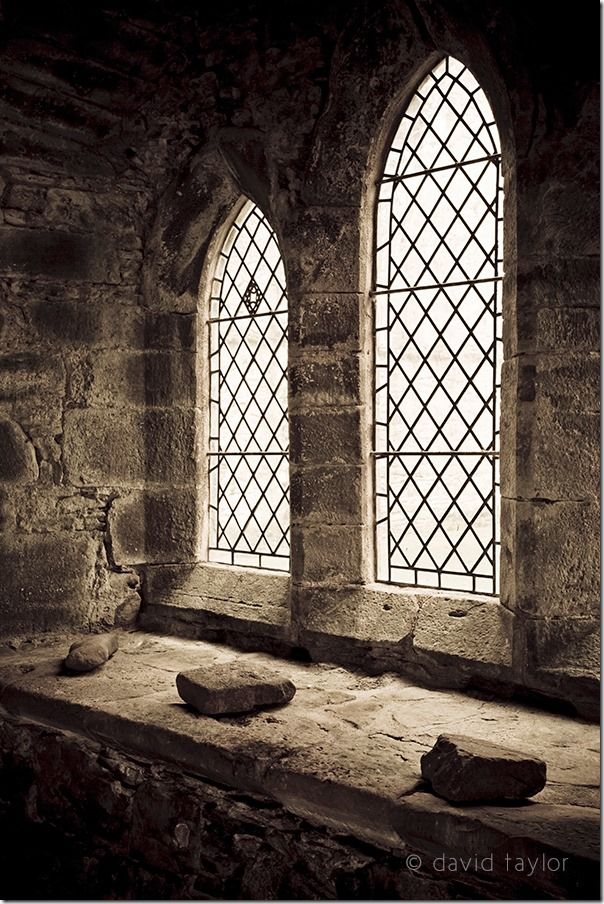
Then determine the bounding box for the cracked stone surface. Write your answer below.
[0,630,598,896]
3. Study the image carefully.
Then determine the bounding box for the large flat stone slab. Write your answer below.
[421,733,547,802]
[176,663,296,714]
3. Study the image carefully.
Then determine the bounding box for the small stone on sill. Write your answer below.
[64,633,119,673]
[176,662,296,715]
[421,733,547,803]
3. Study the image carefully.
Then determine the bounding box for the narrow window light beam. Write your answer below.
[374,56,504,595]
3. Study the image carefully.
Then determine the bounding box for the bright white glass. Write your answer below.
[375,57,503,594]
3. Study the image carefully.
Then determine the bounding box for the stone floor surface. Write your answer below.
[0,630,599,896]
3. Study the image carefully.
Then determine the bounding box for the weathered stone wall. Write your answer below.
[0,713,468,901]
[0,712,597,900]
[0,1,599,709]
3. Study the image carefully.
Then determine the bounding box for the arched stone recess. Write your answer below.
[133,1,598,714]
[291,0,526,692]
[136,142,292,646]
[292,1,598,712]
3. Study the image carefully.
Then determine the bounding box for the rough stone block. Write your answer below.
[87,350,196,408]
[141,562,290,628]
[176,663,296,714]
[413,598,513,667]
[291,524,364,584]
[536,353,599,416]
[501,498,599,618]
[64,633,119,672]
[290,353,361,408]
[0,226,121,283]
[290,410,361,465]
[45,187,146,233]
[29,302,195,351]
[0,532,98,636]
[297,584,417,642]
[500,353,599,501]
[420,734,547,803]
[290,465,362,522]
[63,408,197,487]
[532,354,599,500]
[283,207,361,294]
[0,351,65,400]
[517,177,599,259]
[0,418,38,483]
[535,307,600,353]
[533,410,599,501]
[108,490,198,566]
[522,616,600,678]
[290,293,362,349]
[516,258,599,336]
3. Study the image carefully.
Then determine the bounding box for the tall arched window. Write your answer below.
[207,200,289,571]
[374,56,503,595]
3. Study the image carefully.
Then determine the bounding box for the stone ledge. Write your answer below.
[141,574,599,715]
[0,632,598,900]
[141,562,290,629]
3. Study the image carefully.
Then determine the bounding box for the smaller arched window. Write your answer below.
[374,56,503,595]
[207,200,289,571]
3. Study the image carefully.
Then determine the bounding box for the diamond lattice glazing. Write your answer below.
[375,56,504,594]
[208,200,289,571]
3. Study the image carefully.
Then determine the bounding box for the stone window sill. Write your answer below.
[0,631,598,900]
[140,561,291,636]
[141,562,513,672]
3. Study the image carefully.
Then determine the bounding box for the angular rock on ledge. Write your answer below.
[176,662,296,715]
[64,633,119,673]
[420,734,547,803]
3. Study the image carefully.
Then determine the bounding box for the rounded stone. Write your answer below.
[64,633,119,673]
[0,419,38,483]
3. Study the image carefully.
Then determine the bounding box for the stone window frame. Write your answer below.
[141,45,538,698]
[293,48,516,660]
[139,149,292,646]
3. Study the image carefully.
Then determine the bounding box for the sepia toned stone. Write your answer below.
[64,633,119,673]
[421,734,547,803]
[0,0,598,803]
[176,663,296,715]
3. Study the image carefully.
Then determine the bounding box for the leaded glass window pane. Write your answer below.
[374,56,504,594]
[208,200,289,571]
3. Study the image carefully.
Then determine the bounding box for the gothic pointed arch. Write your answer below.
[374,56,504,595]
[207,199,290,571]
